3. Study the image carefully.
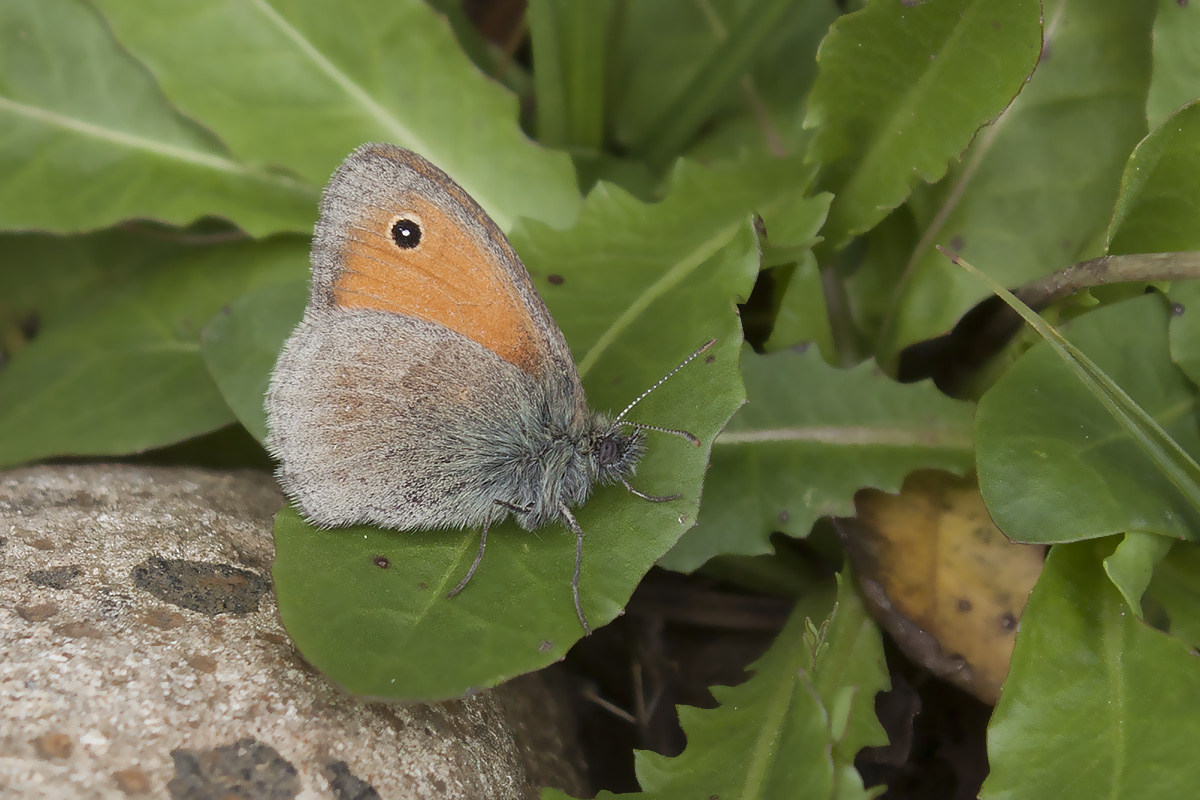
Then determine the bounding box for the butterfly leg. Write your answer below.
[558,505,592,636]
[447,499,530,598]
[620,477,681,503]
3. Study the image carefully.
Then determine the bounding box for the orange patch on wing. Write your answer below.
[332,196,542,372]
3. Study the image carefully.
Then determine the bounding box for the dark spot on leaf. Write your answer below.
[948,235,965,251]
[130,557,269,616]
[957,598,973,613]
[168,738,298,800]
[28,565,83,590]
[1172,302,1186,317]
[372,555,390,569]
[323,760,380,800]
[705,354,715,364]
[1000,612,1018,631]
[417,581,428,591]
[547,274,564,286]
[21,312,41,341]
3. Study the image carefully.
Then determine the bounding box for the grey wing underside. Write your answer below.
[265,308,540,531]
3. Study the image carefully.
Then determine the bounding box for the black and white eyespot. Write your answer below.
[390,215,423,249]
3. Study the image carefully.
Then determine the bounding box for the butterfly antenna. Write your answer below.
[613,338,716,444]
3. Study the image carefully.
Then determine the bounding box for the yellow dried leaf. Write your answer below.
[842,470,1044,704]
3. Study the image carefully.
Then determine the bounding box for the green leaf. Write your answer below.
[0,238,308,467]
[1102,532,1174,616]
[761,190,834,353]
[0,0,317,235]
[1147,0,1200,129]
[515,154,818,396]
[976,293,1200,544]
[610,0,834,160]
[547,573,888,800]
[91,0,581,231]
[1145,540,1200,650]
[0,228,189,329]
[877,0,1154,359]
[200,280,308,443]
[628,0,805,167]
[661,344,975,573]
[982,539,1200,800]
[1108,101,1200,255]
[805,0,1042,249]
[528,0,611,151]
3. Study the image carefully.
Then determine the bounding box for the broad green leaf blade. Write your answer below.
[92,0,581,232]
[629,0,802,167]
[200,281,308,443]
[0,238,308,467]
[976,294,1200,544]
[661,345,975,573]
[982,540,1200,800]
[0,228,191,330]
[1102,532,1174,616]
[1108,102,1200,255]
[805,0,1042,249]
[877,0,1154,359]
[272,221,758,700]
[528,0,610,150]
[610,0,834,160]
[545,574,887,800]
[0,0,317,236]
[515,154,818,394]
[1147,0,1200,129]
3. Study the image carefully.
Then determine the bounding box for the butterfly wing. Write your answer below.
[309,143,581,402]
[266,144,593,531]
[267,309,542,531]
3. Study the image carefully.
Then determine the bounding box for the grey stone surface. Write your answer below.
[0,465,587,799]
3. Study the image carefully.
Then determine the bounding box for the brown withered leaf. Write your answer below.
[838,470,1044,704]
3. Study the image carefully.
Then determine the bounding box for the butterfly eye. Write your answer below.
[391,218,422,249]
[598,436,620,465]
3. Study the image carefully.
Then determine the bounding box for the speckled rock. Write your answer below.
[0,465,587,799]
